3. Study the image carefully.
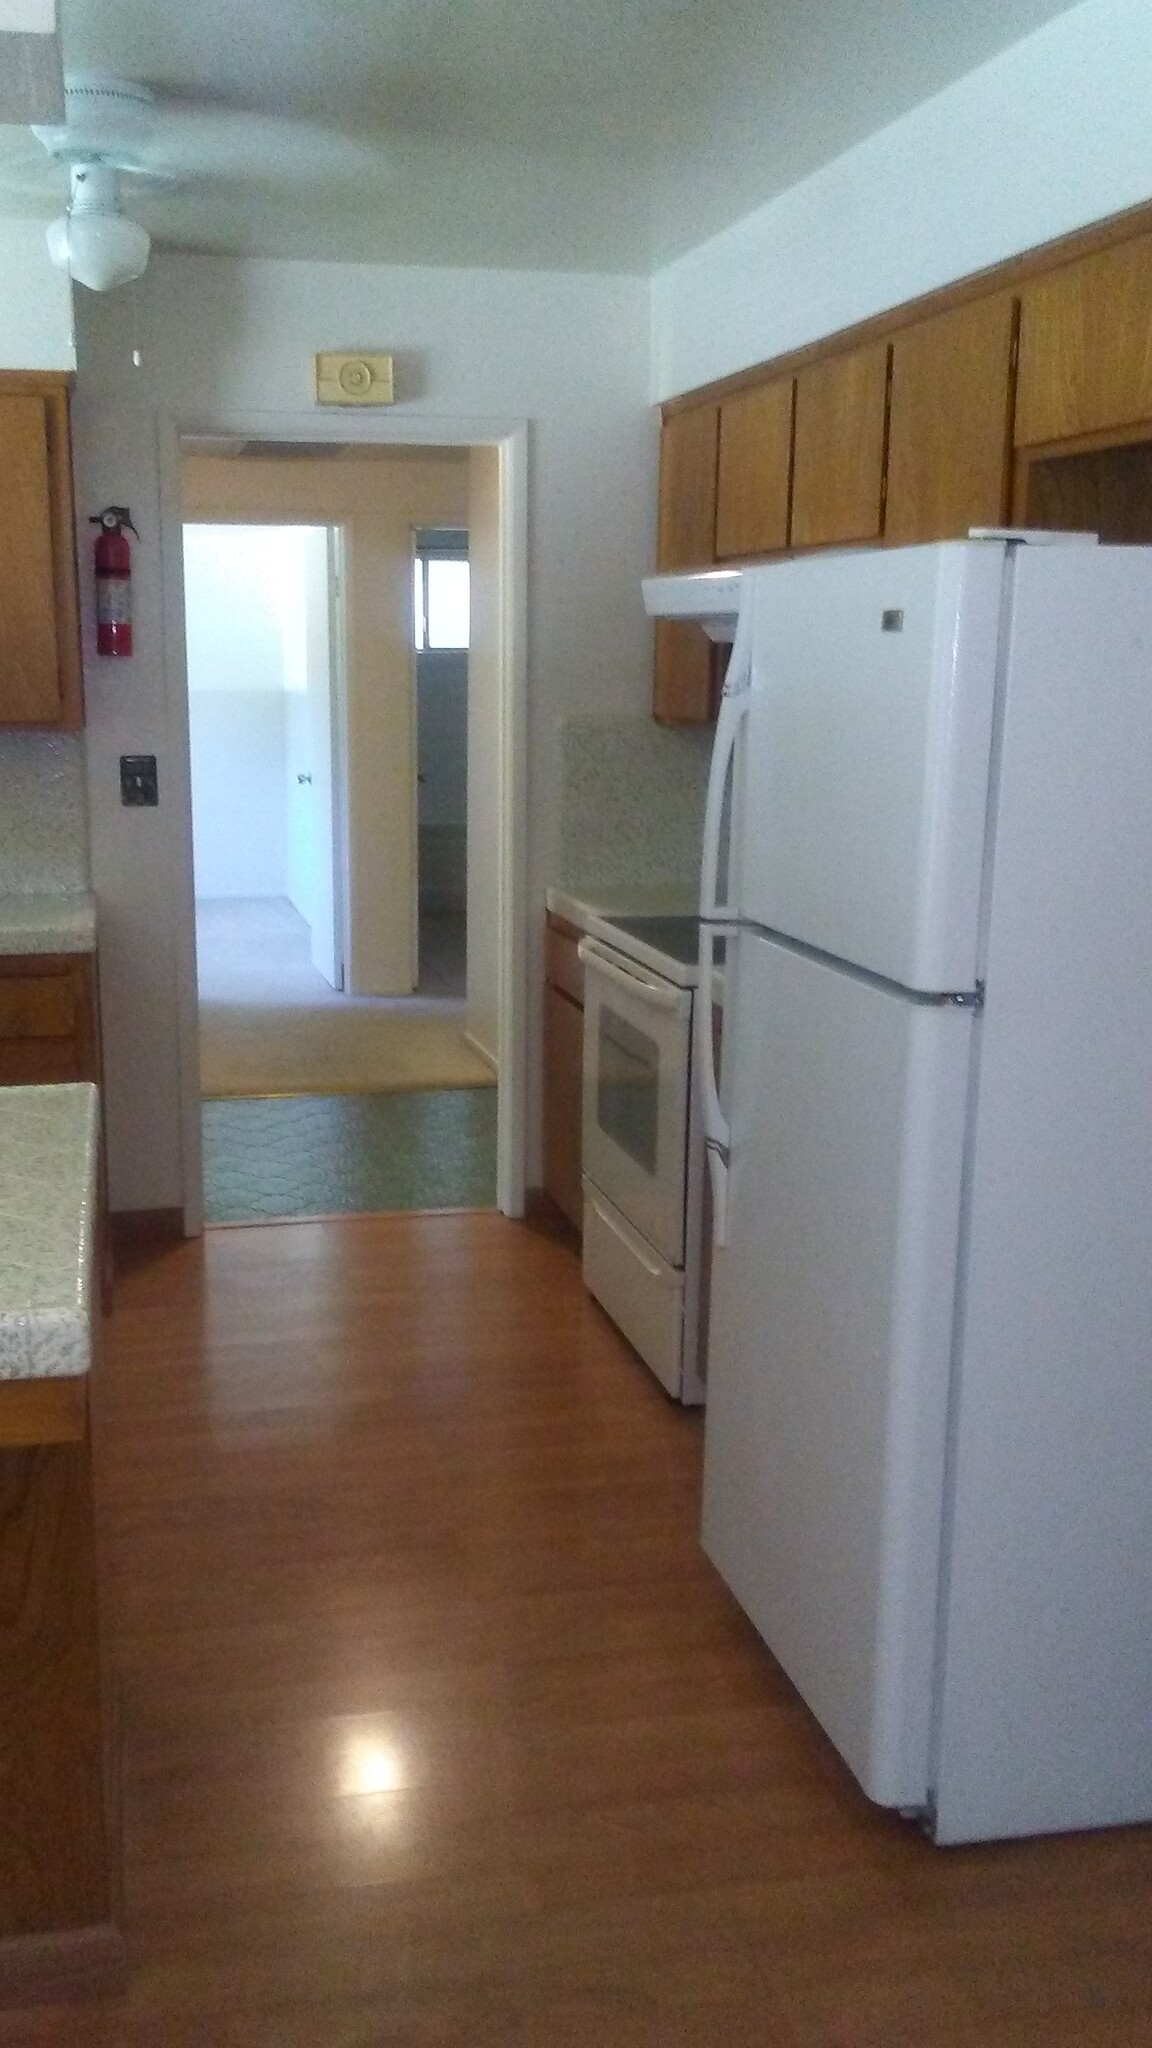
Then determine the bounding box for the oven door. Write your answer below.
[578,936,693,1268]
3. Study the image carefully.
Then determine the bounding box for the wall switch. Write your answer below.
[120,754,158,807]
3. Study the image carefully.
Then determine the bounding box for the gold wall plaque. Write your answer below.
[314,352,395,407]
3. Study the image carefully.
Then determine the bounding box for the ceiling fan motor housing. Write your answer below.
[32,73,157,163]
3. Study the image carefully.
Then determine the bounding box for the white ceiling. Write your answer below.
[0,0,1081,274]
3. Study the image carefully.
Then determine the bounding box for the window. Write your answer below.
[413,529,469,650]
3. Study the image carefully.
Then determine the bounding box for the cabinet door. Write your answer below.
[715,378,794,559]
[885,295,1017,546]
[543,980,585,1233]
[652,619,724,725]
[0,384,83,729]
[791,341,890,550]
[0,957,96,1086]
[1015,235,1152,448]
[657,405,719,568]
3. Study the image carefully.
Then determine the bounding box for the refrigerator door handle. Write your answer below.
[699,600,753,925]
[697,921,733,1248]
[697,591,752,1252]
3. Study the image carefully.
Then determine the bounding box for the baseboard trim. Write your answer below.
[0,1922,126,2008]
[110,1207,185,1274]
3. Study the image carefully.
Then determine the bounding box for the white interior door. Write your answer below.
[284,525,342,989]
[304,528,340,987]
[702,929,973,1809]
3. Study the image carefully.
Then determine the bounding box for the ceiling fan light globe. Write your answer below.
[64,211,151,291]
[45,214,71,273]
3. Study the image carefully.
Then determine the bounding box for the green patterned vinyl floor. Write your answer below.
[202,1089,498,1224]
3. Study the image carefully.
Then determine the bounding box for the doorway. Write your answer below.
[166,411,527,1234]
[414,524,470,1003]
[179,448,504,1224]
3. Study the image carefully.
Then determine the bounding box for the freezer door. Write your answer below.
[702,931,973,1810]
[738,543,1004,991]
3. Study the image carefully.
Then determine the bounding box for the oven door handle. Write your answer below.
[577,938,689,1016]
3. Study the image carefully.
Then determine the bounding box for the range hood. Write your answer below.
[642,567,742,642]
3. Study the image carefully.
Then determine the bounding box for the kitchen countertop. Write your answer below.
[0,891,97,955]
[0,1084,99,1380]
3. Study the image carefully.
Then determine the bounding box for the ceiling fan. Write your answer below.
[21,70,378,292]
[31,74,161,290]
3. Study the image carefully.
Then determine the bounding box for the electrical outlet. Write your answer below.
[119,755,158,807]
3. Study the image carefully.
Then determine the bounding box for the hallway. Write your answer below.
[10,1217,1151,2045]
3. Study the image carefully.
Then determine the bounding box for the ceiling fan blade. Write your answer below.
[129,99,384,192]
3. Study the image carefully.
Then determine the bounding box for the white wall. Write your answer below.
[651,0,1152,398]
[184,525,298,900]
[74,253,652,1210]
[0,216,73,369]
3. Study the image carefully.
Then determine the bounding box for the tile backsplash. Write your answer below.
[555,713,712,895]
[0,736,90,893]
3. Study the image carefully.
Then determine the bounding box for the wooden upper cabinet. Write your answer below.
[715,378,794,560]
[652,617,723,725]
[885,294,1018,546]
[656,404,719,568]
[653,404,720,722]
[1015,234,1152,448]
[791,342,889,550]
[0,378,83,729]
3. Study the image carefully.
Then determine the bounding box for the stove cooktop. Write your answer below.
[603,914,702,968]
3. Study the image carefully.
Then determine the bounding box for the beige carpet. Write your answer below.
[200,1002,495,1099]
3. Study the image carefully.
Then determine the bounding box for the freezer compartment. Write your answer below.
[702,931,974,1810]
[582,1182,686,1400]
[738,542,1005,992]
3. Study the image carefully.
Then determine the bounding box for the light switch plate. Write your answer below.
[314,352,395,407]
[119,754,158,807]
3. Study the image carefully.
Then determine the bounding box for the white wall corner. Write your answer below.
[0,216,74,369]
[650,0,1152,399]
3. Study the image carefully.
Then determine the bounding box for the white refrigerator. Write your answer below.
[692,534,1152,1845]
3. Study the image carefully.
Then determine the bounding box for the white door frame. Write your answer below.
[157,407,529,1231]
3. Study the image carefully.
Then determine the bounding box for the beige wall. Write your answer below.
[466,446,500,1066]
[182,448,468,995]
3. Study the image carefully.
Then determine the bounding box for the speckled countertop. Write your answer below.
[0,891,97,955]
[0,1084,99,1380]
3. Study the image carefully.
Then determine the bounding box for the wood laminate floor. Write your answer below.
[5,1214,1150,2045]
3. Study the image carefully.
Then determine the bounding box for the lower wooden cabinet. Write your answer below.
[0,1398,116,1950]
[542,916,584,1233]
[0,955,100,1085]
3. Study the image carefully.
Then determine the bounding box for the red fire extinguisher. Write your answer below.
[90,506,139,657]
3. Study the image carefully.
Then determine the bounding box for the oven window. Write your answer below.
[597,1006,659,1175]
